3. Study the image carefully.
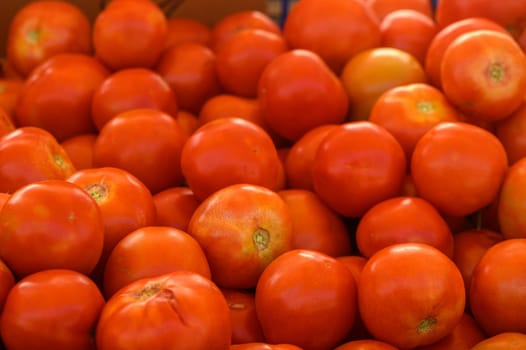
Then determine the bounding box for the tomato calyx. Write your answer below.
[253,227,270,251]
[416,316,437,334]
[84,182,109,203]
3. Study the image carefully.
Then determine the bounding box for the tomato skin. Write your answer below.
[0,258,15,313]
[164,17,211,49]
[0,180,104,278]
[312,121,407,218]
[230,344,303,350]
[60,133,97,170]
[0,269,105,350]
[221,288,265,344]
[495,101,526,165]
[470,332,526,350]
[95,271,232,350]
[255,249,356,350]
[497,157,526,238]
[333,339,399,350]
[0,78,24,117]
[152,186,200,231]
[6,1,92,78]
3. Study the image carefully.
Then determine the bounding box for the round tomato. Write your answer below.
[470,332,526,350]
[497,156,526,238]
[495,100,526,165]
[255,249,357,350]
[60,133,97,170]
[334,339,399,350]
[164,17,211,49]
[221,288,265,344]
[229,344,303,350]
[358,243,465,349]
[368,0,433,21]
[1,269,104,350]
[152,186,200,231]
[0,107,15,138]
[0,258,14,313]
[0,78,24,117]
[95,271,232,350]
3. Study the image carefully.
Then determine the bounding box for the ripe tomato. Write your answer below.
[441,29,526,121]
[103,226,211,298]
[255,249,356,350]
[333,339,399,350]
[221,288,265,344]
[174,110,199,136]
[470,332,526,350]
[424,17,508,89]
[164,17,211,50]
[0,78,23,117]
[15,53,110,141]
[60,133,97,170]
[215,28,288,98]
[91,68,178,131]
[498,157,526,238]
[258,49,349,142]
[0,258,14,313]
[0,126,76,194]
[155,42,221,114]
[0,107,15,138]
[312,121,407,218]
[0,180,104,278]
[356,196,454,258]
[358,243,465,349]
[411,122,508,217]
[181,117,282,201]
[369,83,461,160]
[282,0,381,73]
[93,108,188,194]
[93,0,167,71]
[340,47,427,121]
[470,239,526,335]
[188,184,293,289]
[96,271,232,350]
[6,0,92,77]
[495,100,526,165]
[0,269,105,350]
[368,0,433,21]
[152,186,200,231]
[277,189,352,257]
[229,344,303,350]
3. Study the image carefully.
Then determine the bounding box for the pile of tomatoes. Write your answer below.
[0,0,526,349]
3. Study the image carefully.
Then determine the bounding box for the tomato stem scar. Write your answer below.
[417,316,437,334]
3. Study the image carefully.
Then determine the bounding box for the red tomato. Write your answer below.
[312,121,407,218]
[221,288,265,344]
[255,249,356,350]
[174,110,199,136]
[0,269,105,350]
[152,186,200,231]
[333,339,399,350]
[495,100,526,165]
[60,133,97,170]
[0,180,104,278]
[356,196,454,258]
[0,258,15,313]
[187,184,293,289]
[180,117,282,201]
[411,122,508,217]
[93,0,167,70]
[498,157,526,238]
[164,17,211,49]
[95,271,232,350]
[258,49,349,142]
[470,239,526,335]
[0,78,24,117]
[15,53,110,141]
[470,332,526,350]
[440,30,526,121]
[282,0,381,73]
[230,344,303,350]
[358,243,465,349]
[6,1,92,77]
[368,0,433,21]
[0,127,76,193]
[0,107,16,138]
[91,68,178,131]
[93,108,188,194]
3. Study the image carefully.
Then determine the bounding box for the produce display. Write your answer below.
[0,0,526,349]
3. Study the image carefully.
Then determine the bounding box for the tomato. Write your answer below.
[312,121,407,218]
[497,157,526,238]
[368,83,461,160]
[0,258,15,313]
[164,17,211,50]
[258,49,349,142]
[282,0,381,74]
[470,238,526,335]
[0,78,23,117]
[379,9,437,66]
[221,288,265,344]
[495,100,526,165]
[0,269,104,350]
[93,108,188,194]
[0,126,76,194]
[356,196,454,258]
[181,117,282,201]
[440,30,526,121]
[277,189,352,257]
[470,332,526,350]
[340,47,427,121]
[411,122,508,217]
[187,183,293,289]
[424,17,508,89]
[229,344,303,350]
[103,226,211,298]
[358,243,465,349]
[6,0,92,77]
[215,28,288,98]
[368,0,433,21]
[15,53,110,141]
[60,133,97,170]
[333,339,399,350]
[152,186,200,231]
[174,110,199,136]
[0,180,104,278]
[0,107,16,138]
[91,68,178,131]
[155,42,221,114]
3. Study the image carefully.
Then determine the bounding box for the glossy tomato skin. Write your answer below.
[229,344,303,350]
[6,1,92,77]
[498,157,526,238]
[0,258,15,313]
[368,0,433,21]
[0,180,104,278]
[152,186,200,231]
[60,133,97,170]
[221,288,265,344]
[496,101,526,165]
[333,339,399,350]
[95,271,232,350]
[15,53,110,141]
[1,269,105,350]
[255,249,357,350]
[411,122,508,217]
[257,49,349,142]
[470,332,526,350]
[312,121,407,218]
